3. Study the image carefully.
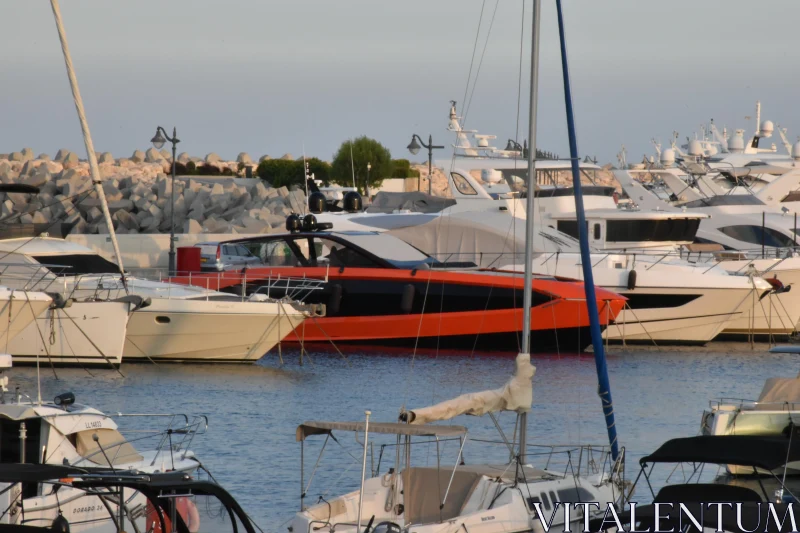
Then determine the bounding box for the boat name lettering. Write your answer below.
[85,421,102,429]
[73,505,97,514]
[481,516,495,522]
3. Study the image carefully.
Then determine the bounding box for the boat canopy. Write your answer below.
[402,353,535,425]
[639,435,800,471]
[296,421,466,441]
[756,376,800,406]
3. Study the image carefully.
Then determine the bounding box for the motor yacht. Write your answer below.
[0,237,315,363]
[0,287,53,352]
[170,222,626,353]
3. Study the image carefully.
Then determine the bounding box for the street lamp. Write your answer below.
[366,162,371,199]
[150,126,180,275]
[407,134,444,195]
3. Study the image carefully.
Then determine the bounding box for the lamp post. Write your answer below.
[407,134,444,195]
[150,126,180,275]
[366,162,371,199]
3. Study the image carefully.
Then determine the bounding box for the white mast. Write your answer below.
[49,0,126,280]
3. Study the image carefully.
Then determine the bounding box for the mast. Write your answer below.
[554,0,619,460]
[519,0,542,465]
[49,0,127,286]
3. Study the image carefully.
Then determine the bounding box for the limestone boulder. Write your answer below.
[131,150,145,163]
[205,153,221,164]
[108,199,134,214]
[177,152,191,164]
[20,148,34,162]
[98,152,114,164]
[236,152,252,164]
[8,152,23,162]
[102,182,123,202]
[145,148,164,163]
[54,149,72,162]
[37,154,51,161]
[258,154,271,163]
[184,219,203,234]
[62,152,79,168]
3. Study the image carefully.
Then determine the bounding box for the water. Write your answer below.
[7,342,795,531]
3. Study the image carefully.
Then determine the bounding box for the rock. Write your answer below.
[32,211,49,225]
[236,152,252,164]
[205,153,221,164]
[0,155,7,161]
[276,186,289,198]
[177,152,191,164]
[102,182,123,202]
[98,152,114,164]
[8,152,23,162]
[7,192,30,207]
[54,149,72,162]
[62,152,79,168]
[287,189,305,213]
[131,150,145,163]
[86,206,103,223]
[258,154,271,163]
[69,217,88,235]
[37,153,51,161]
[20,148,34,162]
[189,156,202,163]
[108,199,134,213]
[281,153,293,161]
[184,219,203,234]
[145,148,164,163]
[147,203,163,220]
[156,176,172,198]
[23,170,50,188]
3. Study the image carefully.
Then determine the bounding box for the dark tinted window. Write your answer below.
[31,254,119,276]
[593,223,601,240]
[606,219,700,243]
[718,225,796,247]
[556,487,594,503]
[556,220,588,239]
[312,237,380,268]
[681,196,765,208]
[540,492,550,511]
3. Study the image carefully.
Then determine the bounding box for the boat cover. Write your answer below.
[403,353,535,425]
[639,434,800,471]
[365,192,456,214]
[295,421,466,441]
[403,467,482,525]
[756,376,800,407]
[388,211,527,267]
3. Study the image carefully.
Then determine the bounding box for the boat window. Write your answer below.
[681,195,765,208]
[312,237,381,268]
[74,428,143,465]
[235,244,253,257]
[30,254,119,276]
[548,491,558,508]
[259,240,305,267]
[556,487,594,503]
[451,172,478,195]
[593,223,601,240]
[526,496,541,516]
[556,220,588,239]
[606,219,701,243]
[717,225,796,248]
[540,492,551,511]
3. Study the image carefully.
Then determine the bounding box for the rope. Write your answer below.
[49,0,127,290]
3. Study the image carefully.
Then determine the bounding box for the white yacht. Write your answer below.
[0,238,315,363]
[0,354,205,530]
[0,287,53,351]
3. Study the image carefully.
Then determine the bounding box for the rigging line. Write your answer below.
[514,0,526,170]
[402,267,435,409]
[460,0,488,131]
[463,0,501,125]
[24,295,59,380]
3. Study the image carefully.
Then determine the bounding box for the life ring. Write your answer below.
[146,500,170,533]
[145,497,200,533]
[176,496,201,533]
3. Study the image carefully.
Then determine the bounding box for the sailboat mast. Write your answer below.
[49,0,127,284]
[519,0,542,464]
[554,0,619,460]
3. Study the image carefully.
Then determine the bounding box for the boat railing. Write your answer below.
[709,397,800,412]
[109,412,209,463]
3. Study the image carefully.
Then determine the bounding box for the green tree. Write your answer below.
[256,159,303,188]
[331,136,391,194]
[390,158,420,179]
[306,157,332,186]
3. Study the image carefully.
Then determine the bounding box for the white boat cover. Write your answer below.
[756,375,800,408]
[405,353,535,424]
[388,211,527,267]
[295,421,466,441]
[366,191,456,214]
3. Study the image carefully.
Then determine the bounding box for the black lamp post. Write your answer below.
[150,126,180,275]
[407,134,444,195]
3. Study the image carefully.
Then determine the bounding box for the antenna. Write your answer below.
[302,144,309,215]
[349,141,356,190]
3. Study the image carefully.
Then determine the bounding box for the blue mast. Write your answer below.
[554,0,619,461]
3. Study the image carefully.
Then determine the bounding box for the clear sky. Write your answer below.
[3,1,799,166]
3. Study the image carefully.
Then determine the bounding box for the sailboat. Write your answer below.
[291,2,625,533]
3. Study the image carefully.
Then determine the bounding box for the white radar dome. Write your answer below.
[481,169,503,184]
[729,132,745,153]
[688,139,703,157]
[660,148,676,167]
[792,141,800,161]
[760,120,774,137]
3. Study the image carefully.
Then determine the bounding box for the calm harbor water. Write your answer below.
[6,342,795,531]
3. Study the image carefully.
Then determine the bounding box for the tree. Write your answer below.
[330,136,391,194]
[256,159,303,188]
[390,159,420,179]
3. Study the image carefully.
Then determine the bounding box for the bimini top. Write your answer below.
[639,435,800,471]
[296,421,467,441]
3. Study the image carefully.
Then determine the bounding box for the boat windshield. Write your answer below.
[336,233,434,266]
[30,254,119,276]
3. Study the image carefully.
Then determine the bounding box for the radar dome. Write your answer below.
[481,169,502,184]
[706,144,718,156]
[760,120,774,137]
[688,139,703,157]
[792,140,800,161]
[660,148,676,167]
[729,132,745,153]
[477,137,489,148]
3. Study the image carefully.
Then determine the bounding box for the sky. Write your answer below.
[3,0,800,166]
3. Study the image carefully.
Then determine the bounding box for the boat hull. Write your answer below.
[9,301,129,367]
[123,298,306,363]
[0,290,52,348]
[170,267,625,354]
